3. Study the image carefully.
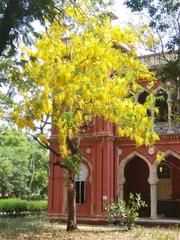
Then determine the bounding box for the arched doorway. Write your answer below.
[157,153,180,218]
[124,156,150,216]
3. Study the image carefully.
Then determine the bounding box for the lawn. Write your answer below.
[0,217,179,240]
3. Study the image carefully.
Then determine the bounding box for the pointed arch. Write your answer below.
[153,86,168,94]
[119,151,152,183]
[164,149,180,160]
[83,158,93,183]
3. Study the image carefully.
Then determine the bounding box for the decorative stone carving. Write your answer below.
[154,122,180,134]
[86,148,91,154]
[103,195,108,200]
[148,147,155,155]
[139,52,178,70]
[117,148,122,156]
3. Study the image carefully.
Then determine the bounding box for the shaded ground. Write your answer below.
[0,217,179,240]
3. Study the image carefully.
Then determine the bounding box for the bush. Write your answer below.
[106,193,147,230]
[27,200,47,214]
[0,198,47,216]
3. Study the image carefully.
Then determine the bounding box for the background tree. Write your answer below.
[124,0,180,115]
[0,125,48,198]
[0,0,106,120]
[12,0,159,231]
[0,0,62,57]
[0,0,106,56]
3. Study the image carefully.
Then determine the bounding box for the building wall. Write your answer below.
[48,113,180,220]
[48,116,116,219]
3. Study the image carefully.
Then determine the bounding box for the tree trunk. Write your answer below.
[66,169,77,231]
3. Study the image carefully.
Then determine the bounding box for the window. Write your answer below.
[138,91,151,116]
[155,90,168,122]
[138,91,149,104]
[76,164,88,204]
[158,163,171,179]
[76,181,86,204]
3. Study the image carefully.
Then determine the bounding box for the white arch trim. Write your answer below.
[119,150,152,183]
[83,158,93,183]
[164,149,180,160]
[152,86,168,95]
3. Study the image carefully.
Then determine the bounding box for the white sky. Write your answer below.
[31,1,147,55]
[32,1,141,30]
[112,1,142,26]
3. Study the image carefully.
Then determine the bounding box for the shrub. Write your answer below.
[27,200,47,214]
[0,198,47,216]
[106,193,147,230]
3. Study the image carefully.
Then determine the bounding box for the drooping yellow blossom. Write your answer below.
[157,152,166,163]
[12,0,159,157]
[38,134,48,144]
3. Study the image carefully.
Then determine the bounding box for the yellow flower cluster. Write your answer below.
[12,0,158,157]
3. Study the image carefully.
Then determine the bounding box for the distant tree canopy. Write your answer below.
[0,0,105,116]
[0,0,62,114]
[0,126,48,199]
[124,0,180,76]
[0,0,63,57]
[124,0,180,52]
[124,0,180,114]
[0,0,105,57]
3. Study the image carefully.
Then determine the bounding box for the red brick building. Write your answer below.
[48,53,180,221]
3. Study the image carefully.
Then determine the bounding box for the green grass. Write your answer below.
[0,217,179,240]
[0,217,44,239]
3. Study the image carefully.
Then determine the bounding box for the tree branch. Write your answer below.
[27,132,67,169]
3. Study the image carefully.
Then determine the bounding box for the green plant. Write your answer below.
[27,200,47,215]
[0,198,47,216]
[172,112,180,124]
[0,126,48,199]
[106,193,147,230]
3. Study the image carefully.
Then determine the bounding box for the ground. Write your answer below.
[0,217,179,240]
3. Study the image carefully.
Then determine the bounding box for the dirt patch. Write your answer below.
[0,218,179,240]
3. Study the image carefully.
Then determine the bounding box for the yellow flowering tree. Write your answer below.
[12,0,159,231]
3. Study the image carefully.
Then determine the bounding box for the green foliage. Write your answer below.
[26,200,47,214]
[64,152,83,172]
[0,125,48,199]
[159,58,180,84]
[63,112,75,128]
[0,198,47,215]
[124,0,180,119]
[172,112,180,124]
[124,0,180,83]
[0,0,105,56]
[0,198,27,213]
[124,0,180,50]
[106,193,147,230]
[0,0,59,56]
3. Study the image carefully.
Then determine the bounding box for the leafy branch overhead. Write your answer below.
[124,0,180,82]
[12,1,159,166]
[0,0,62,56]
[10,0,159,231]
[0,0,106,57]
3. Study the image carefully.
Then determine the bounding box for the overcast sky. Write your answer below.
[113,1,144,26]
